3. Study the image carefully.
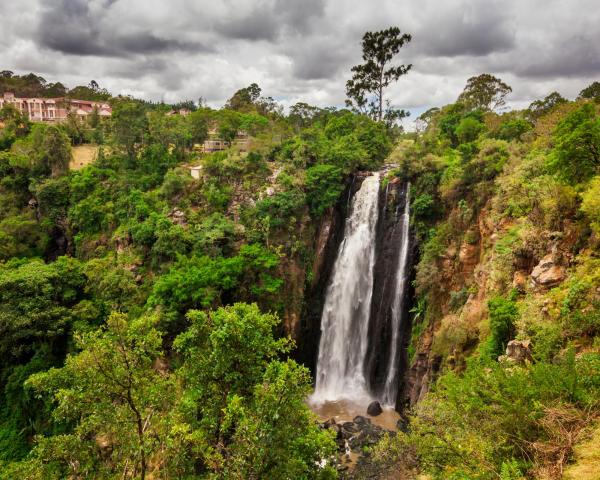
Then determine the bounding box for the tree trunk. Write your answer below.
[378,66,384,122]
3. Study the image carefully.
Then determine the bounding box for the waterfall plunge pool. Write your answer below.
[308,397,400,432]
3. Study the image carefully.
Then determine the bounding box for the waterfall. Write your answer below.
[312,173,381,403]
[381,182,411,406]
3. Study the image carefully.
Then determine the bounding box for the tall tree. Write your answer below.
[226,83,262,111]
[345,27,412,124]
[458,73,512,111]
[110,100,148,159]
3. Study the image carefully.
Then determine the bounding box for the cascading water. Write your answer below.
[381,182,411,406]
[311,173,381,403]
[311,172,412,412]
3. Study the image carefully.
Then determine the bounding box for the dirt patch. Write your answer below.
[70,144,99,170]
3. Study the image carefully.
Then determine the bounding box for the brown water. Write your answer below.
[309,398,400,431]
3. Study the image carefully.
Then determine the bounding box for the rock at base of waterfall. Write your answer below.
[366,400,383,416]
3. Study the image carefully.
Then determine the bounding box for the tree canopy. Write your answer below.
[458,73,513,111]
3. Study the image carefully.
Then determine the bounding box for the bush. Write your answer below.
[581,176,600,234]
[486,292,519,359]
[255,189,305,227]
[404,350,600,479]
[305,164,344,217]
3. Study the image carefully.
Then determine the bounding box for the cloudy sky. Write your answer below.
[2,0,599,120]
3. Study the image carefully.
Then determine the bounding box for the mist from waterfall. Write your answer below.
[311,173,381,403]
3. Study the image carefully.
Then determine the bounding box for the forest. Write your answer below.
[1,28,600,480]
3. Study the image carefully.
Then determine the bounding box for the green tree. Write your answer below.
[147,111,192,156]
[147,245,281,326]
[526,91,567,121]
[111,100,148,159]
[173,303,336,477]
[496,118,532,141]
[455,116,485,144]
[223,360,337,479]
[25,313,176,480]
[486,293,518,358]
[458,73,512,111]
[40,125,71,177]
[226,83,262,112]
[549,103,600,183]
[289,102,325,130]
[0,257,85,363]
[345,27,412,123]
[188,107,211,145]
[217,109,242,145]
[578,81,600,102]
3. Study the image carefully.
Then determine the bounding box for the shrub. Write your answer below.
[305,164,343,217]
[456,117,485,144]
[581,176,600,234]
[486,292,519,359]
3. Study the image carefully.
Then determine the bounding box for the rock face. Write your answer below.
[512,270,528,291]
[531,254,565,287]
[365,180,416,407]
[367,400,383,416]
[168,208,187,226]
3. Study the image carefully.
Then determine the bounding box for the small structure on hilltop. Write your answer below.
[166,108,191,116]
[201,127,250,153]
[0,92,112,123]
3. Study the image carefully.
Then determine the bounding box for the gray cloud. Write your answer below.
[37,0,210,57]
[1,0,598,116]
[214,0,325,41]
[409,2,516,57]
[513,34,600,78]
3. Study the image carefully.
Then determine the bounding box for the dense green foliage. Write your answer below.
[4,66,599,479]
[0,74,395,478]
[376,78,600,479]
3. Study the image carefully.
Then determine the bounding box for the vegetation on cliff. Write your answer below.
[364,78,600,479]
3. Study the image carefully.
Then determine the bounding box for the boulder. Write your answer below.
[323,417,337,428]
[168,208,187,226]
[503,339,533,364]
[366,400,383,416]
[531,254,565,287]
[353,415,370,426]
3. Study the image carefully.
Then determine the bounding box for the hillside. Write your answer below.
[354,90,600,479]
[0,79,392,479]
[0,69,599,480]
